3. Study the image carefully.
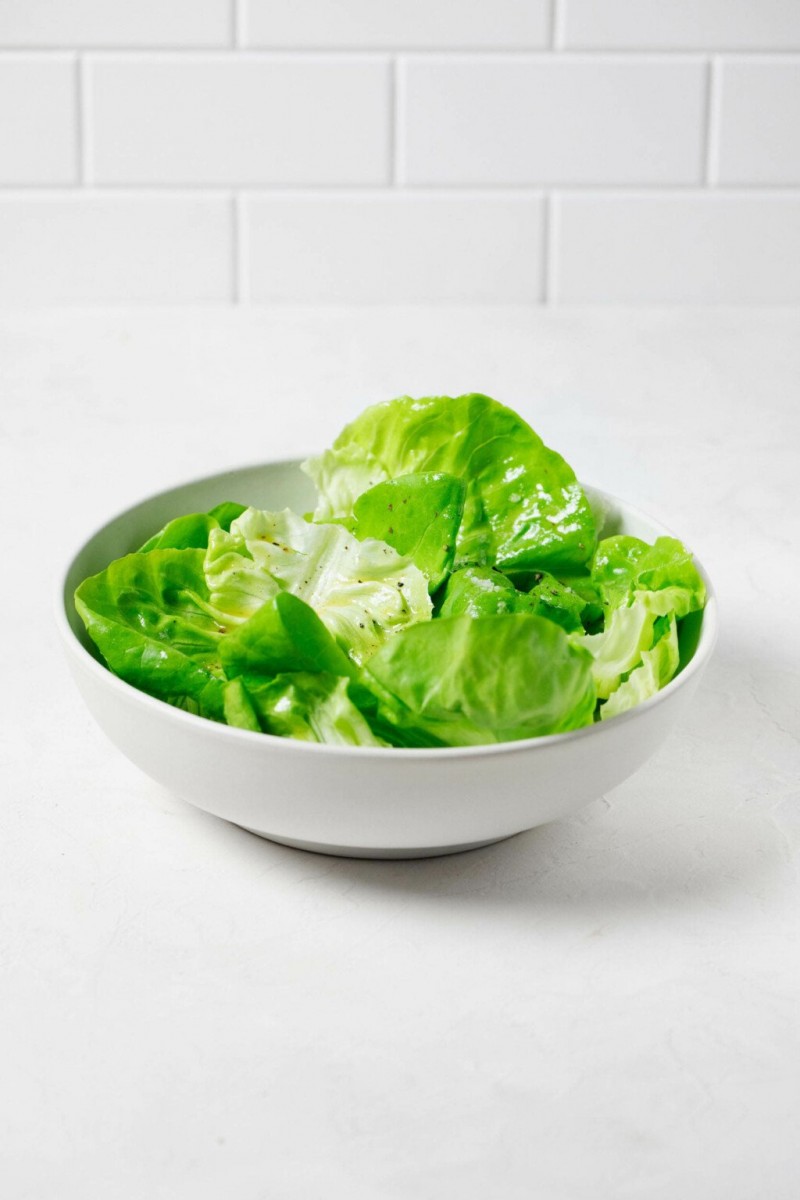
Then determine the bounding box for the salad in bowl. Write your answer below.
[74,394,707,751]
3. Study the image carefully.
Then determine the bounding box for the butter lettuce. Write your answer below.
[204,506,431,665]
[439,564,586,633]
[74,394,706,746]
[582,535,706,708]
[227,672,385,746]
[601,615,679,721]
[352,472,465,592]
[220,592,355,680]
[354,614,596,747]
[592,535,705,618]
[303,393,596,574]
[139,502,247,552]
[75,549,227,720]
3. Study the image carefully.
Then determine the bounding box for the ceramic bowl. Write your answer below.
[57,461,717,859]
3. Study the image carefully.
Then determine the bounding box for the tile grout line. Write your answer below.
[3,46,800,57]
[73,53,83,185]
[77,54,91,185]
[540,192,550,302]
[544,193,560,304]
[4,185,800,198]
[0,48,752,60]
[234,192,249,303]
[705,56,722,186]
[393,56,405,186]
[230,192,239,302]
[550,0,564,51]
[388,56,397,185]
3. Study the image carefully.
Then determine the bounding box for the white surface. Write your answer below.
[89,55,390,185]
[554,194,800,304]
[2,307,799,1197]
[242,0,551,49]
[243,194,544,303]
[0,56,76,184]
[1,6,800,303]
[718,58,800,183]
[0,195,232,304]
[561,0,800,50]
[401,57,706,185]
[0,0,231,47]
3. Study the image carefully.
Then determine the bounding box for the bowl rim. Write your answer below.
[55,459,718,762]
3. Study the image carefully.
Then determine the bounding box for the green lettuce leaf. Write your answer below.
[204,507,431,665]
[601,615,680,720]
[437,566,519,618]
[592,535,706,618]
[303,394,596,574]
[74,549,227,720]
[355,613,596,747]
[139,502,247,553]
[438,565,585,632]
[223,678,262,731]
[139,513,220,552]
[227,673,385,746]
[352,472,465,592]
[220,592,355,680]
[581,535,706,705]
[207,501,247,531]
[581,593,660,699]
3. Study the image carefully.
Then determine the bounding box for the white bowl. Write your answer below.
[57,461,717,859]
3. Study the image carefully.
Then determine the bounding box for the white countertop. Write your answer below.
[2,307,799,1199]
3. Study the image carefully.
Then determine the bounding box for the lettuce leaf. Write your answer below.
[220,592,355,680]
[601,615,680,720]
[592,535,706,618]
[139,502,247,552]
[139,513,220,553]
[437,566,520,618]
[352,472,465,592]
[355,614,596,747]
[581,535,706,707]
[75,549,227,720]
[303,394,596,574]
[438,565,585,632]
[226,673,385,746]
[204,507,432,666]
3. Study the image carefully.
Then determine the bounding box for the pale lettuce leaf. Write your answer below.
[204,507,431,665]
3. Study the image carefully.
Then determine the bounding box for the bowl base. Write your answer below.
[238,826,514,860]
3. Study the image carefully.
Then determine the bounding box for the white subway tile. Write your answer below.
[718,59,800,184]
[89,56,389,185]
[0,57,76,184]
[402,58,706,186]
[554,194,800,303]
[562,0,800,50]
[243,0,549,49]
[0,196,231,303]
[0,1,230,47]
[243,194,544,302]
